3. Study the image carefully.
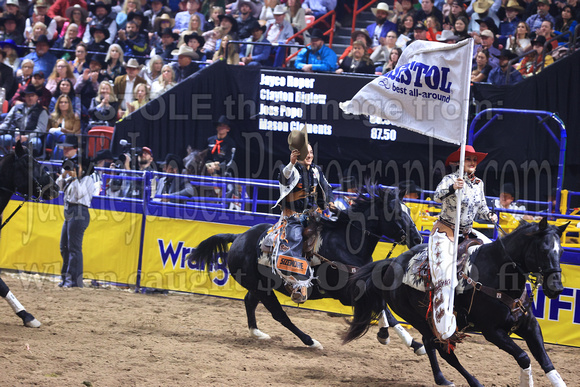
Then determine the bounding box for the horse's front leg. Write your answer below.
[515,315,566,387]
[435,343,483,387]
[245,291,271,340]
[481,327,537,386]
[0,277,41,328]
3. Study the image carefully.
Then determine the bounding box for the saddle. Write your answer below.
[259,216,323,260]
[413,237,483,288]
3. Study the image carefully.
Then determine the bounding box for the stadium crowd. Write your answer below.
[0,0,577,160]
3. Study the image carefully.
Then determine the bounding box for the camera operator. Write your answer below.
[55,149,101,288]
[114,141,157,199]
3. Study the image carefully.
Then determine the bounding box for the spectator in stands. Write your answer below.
[302,0,336,20]
[218,13,239,39]
[145,0,172,30]
[53,23,83,61]
[184,33,206,60]
[487,48,524,84]
[87,23,111,63]
[445,0,468,30]
[84,1,117,45]
[128,10,151,36]
[88,80,119,126]
[336,40,375,74]
[140,55,163,85]
[367,2,397,48]
[2,0,27,36]
[47,94,81,152]
[0,60,15,100]
[49,79,81,115]
[382,46,402,73]
[499,0,524,39]
[154,153,194,202]
[398,180,422,200]
[264,5,295,66]
[471,49,492,82]
[538,20,559,49]
[75,57,106,116]
[212,34,240,64]
[152,13,175,36]
[526,0,556,32]
[240,21,271,66]
[205,6,224,32]
[338,29,373,62]
[436,29,460,42]
[117,19,150,60]
[176,0,206,32]
[14,59,34,91]
[467,0,501,34]
[506,21,531,55]
[286,0,308,44]
[555,5,578,40]
[114,58,147,117]
[48,0,88,30]
[416,0,444,25]
[392,0,417,26]
[259,0,278,23]
[407,21,429,45]
[202,26,224,58]
[25,0,57,43]
[103,44,127,81]
[170,45,200,81]
[237,1,258,40]
[60,4,88,39]
[1,40,22,72]
[56,149,100,288]
[474,30,500,67]
[178,14,204,45]
[152,27,179,60]
[11,70,52,108]
[294,28,337,72]
[398,14,416,43]
[0,84,49,156]
[425,15,442,40]
[21,35,57,77]
[370,30,398,63]
[70,42,90,76]
[46,59,76,95]
[454,15,471,40]
[122,82,150,117]
[0,14,24,46]
[116,0,142,31]
[205,115,236,177]
[150,64,176,98]
[517,34,553,76]
[26,22,49,48]
[476,15,500,39]
[493,183,535,220]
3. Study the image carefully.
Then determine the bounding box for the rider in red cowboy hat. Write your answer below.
[430,145,498,341]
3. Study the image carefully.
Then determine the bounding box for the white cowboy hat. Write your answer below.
[436,29,459,42]
[371,2,392,16]
[170,45,200,60]
[272,4,287,15]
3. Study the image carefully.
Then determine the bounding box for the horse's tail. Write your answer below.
[188,233,239,271]
[343,259,391,344]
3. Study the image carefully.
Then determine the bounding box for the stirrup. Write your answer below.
[291,286,307,304]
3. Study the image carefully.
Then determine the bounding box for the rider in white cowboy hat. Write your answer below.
[429,145,498,342]
[367,2,397,47]
[273,126,335,303]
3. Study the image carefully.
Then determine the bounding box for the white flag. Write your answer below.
[340,39,474,145]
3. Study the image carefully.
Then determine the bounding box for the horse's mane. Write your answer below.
[331,185,397,225]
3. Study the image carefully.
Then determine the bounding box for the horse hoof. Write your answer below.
[21,312,41,328]
[309,339,323,350]
[249,328,271,340]
[411,340,427,356]
[377,328,390,345]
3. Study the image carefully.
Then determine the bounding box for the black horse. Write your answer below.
[345,218,569,387]
[0,141,59,327]
[190,186,425,350]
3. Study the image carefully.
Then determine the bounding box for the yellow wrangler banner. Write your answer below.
[0,201,142,285]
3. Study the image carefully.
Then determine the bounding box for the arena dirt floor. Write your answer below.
[0,273,578,387]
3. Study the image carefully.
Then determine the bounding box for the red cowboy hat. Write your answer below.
[445,145,488,166]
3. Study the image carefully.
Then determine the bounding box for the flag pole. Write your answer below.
[450,39,474,317]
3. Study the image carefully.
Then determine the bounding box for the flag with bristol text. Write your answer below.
[340,39,474,145]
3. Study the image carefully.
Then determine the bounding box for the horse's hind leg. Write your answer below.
[0,277,41,328]
[257,291,322,349]
[245,291,271,340]
[379,307,426,355]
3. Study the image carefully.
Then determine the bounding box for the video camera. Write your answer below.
[117,139,144,168]
[62,157,79,173]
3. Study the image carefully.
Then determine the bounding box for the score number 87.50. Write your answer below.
[370,128,397,141]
